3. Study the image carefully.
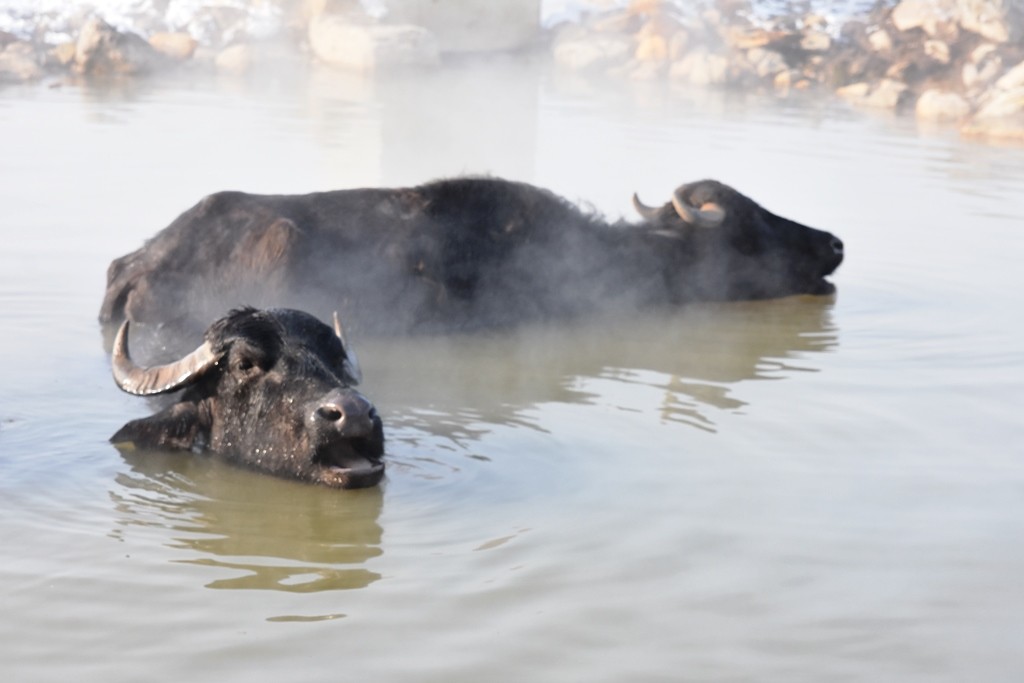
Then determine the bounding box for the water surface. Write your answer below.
[1,59,1023,682]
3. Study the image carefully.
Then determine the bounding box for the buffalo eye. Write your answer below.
[229,345,271,376]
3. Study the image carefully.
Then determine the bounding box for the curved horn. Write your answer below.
[631,192,662,220]
[671,188,726,229]
[333,311,363,386]
[111,321,219,396]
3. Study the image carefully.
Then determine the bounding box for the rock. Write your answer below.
[868,29,894,53]
[974,86,1024,118]
[635,34,668,62]
[924,39,951,64]
[962,44,1003,89]
[668,30,689,61]
[893,0,1021,43]
[554,34,631,72]
[50,42,77,67]
[181,6,251,48]
[0,42,42,82]
[837,78,909,109]
[957,0,1020,43]
[836,81,870,99]
[215,44,250,73]
[995,60,1024,91]
[773,68,810,92]
[970,42,999,63]
[916,89,971,120]
[961,80,1024,140]
[149,32,198,61]
[800,30,831,52]
[803,13,828,30]
[961,115,1024,141]
[74,16,163,76]
[726,27,788,51]
[747,48,788,78]
[892,0,957,36]
[309,16,440,71]
[670,48,730,86]
[870,79,911,108]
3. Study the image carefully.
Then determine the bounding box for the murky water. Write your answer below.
[2,57,1023,682]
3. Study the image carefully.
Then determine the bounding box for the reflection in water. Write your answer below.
[367,295,838,439]
[109,449,383,592]
[100,295,836,589]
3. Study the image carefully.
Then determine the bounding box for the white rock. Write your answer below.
[891,0,957,36]
[214,43,250,74]
[868,79,909,108]
[149,32,196,61]
[838,79,908,109]
[800,30,830,52]
[309,16,439,71]
[970,43,998,64]
[0,41,42,81]
[916,89,971,120]
[746,48,787,78]
[962,65,1024,141]
[974,86,1024,119]
[963,48,1003,89]
[868,29,893,52]
[924,39,950,64]
[74,16,161,75]
[957,0,1017,43]
[995,60,1024,91]
[961,115,1024,141]
[836,81,870,100]
[670,49,729,86]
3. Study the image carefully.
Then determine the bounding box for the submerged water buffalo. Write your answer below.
[110,307,385,489]
[99,177,844,334]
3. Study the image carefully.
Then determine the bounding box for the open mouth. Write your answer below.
[805,251,841,296]
[809,276,837,295]
[315,436,385,489]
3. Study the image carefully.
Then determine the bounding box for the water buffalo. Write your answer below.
[110,307,385,489]
[99,177,844,334]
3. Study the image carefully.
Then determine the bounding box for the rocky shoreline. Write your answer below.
[552,0,1024,142]
[2,0,1023,143]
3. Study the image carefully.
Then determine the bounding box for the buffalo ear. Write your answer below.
[110,402,209,453]
[99,249,146,324]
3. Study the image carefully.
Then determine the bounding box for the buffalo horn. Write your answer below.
[333,311,363,386]
[671,188,726,229]
[631,193,662,220]
[112,321,218,396]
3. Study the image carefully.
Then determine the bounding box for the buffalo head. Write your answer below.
[110,307,385,489]
[632,180,844,301]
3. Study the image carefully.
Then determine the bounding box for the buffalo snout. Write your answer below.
[305,386,385,489]
[819,233,845,276]
[311,388,378,439]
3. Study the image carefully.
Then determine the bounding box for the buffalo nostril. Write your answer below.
[312,390,375,438]
[830,237,844,255]
[317,405,345,423]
